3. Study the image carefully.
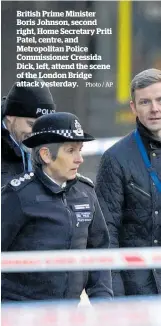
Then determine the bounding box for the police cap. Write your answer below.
[23,112,95,148]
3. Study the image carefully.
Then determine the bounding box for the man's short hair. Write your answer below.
[131,68,161,102]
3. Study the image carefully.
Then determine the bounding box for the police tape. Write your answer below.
[2,247,161,272]
[2,297,161,326]
[82,137,121,156]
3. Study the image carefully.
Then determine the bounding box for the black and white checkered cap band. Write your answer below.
[31,129,83,139]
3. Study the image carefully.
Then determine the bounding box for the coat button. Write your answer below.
[155,211,159,215]
[152,153,156,157]
[154,239,158,244]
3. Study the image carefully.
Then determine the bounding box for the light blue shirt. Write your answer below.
[2,120,32,172]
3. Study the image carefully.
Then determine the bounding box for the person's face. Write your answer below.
[6,116,36,144]
[130,82,161,134]
[42,142,84,184]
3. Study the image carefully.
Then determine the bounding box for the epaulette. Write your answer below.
[76,173,94,188]
[1,184,6,192]
[9,172,35,190]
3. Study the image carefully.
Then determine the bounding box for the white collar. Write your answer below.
[43,171,66,188]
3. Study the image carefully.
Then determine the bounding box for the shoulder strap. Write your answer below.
[76,173,94,188]
[134,130,161,193]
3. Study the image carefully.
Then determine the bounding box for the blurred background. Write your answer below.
[1,0,161,181]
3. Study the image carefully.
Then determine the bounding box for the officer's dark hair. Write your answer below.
[131,68,161,102]
[31,143,61,170]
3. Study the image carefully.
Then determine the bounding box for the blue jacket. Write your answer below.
[2,168,113,301]
[1,124,31,187]
[96,122,161,296]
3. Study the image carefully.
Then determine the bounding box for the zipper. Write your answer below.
[62,192,67,206]
[62,192,73,245]
[62,192,73,299]
[129,182,151,198]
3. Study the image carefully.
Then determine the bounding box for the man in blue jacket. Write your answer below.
[2,112,113,302]
[96,68,161,296]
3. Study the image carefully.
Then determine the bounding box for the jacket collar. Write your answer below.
[136,118,161,150]
[35,167,77,194]
[1,122,22,159]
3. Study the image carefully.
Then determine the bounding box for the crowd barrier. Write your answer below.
[2,247,161,272]
[2,248,161,326]
[2,297,161,326]
[2,296,161,326]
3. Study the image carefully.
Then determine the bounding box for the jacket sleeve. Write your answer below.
[95,152,125,296]
[1,186,25,251]
[85,191,113,299]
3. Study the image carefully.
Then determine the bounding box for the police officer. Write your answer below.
[1,78,56,186]
[2,112,113,302]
